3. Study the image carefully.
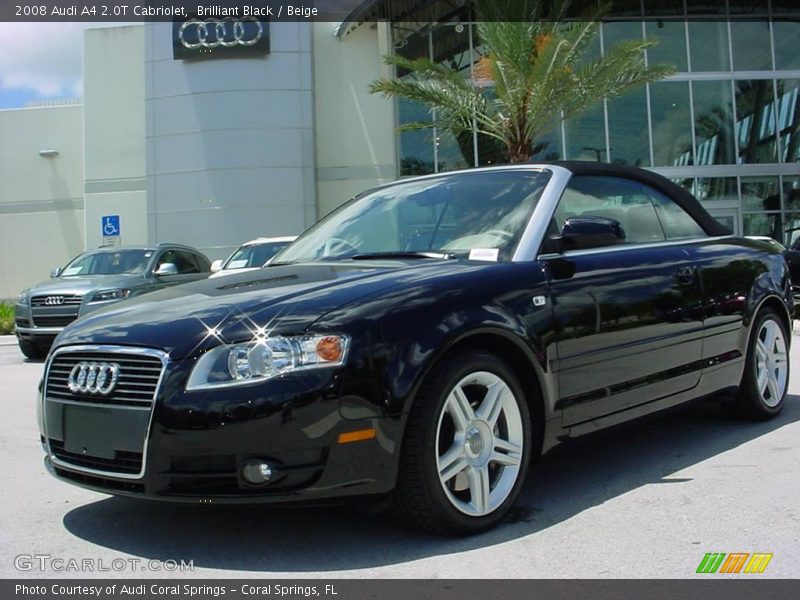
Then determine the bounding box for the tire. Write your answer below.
[18,338,47,360]
[732,307,790,420]
[393,351,533,535]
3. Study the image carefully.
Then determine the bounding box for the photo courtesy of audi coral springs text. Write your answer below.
[39,164,793,535]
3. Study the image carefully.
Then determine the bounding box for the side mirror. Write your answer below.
[557,216,626,251]
[210,259,223,273]
[155,262,179,276]
[50,267,62,278]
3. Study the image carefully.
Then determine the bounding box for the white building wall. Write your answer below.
[144,21,317,261]
[313,22,398,217]
[83,25,148,250]
[0,104,84,299]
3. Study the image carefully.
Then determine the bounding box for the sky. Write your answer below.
[0,23,101,109]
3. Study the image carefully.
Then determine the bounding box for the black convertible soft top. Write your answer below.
[553,161,732,237]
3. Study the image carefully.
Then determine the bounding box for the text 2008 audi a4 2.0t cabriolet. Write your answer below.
[38,163,792,535]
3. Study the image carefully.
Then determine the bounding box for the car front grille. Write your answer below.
[30,294,82,328]
[32,315,79,328]
[43,347,168,478]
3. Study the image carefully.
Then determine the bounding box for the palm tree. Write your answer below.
[369,0,676,163]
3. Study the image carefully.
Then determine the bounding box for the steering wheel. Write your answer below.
[322,237,359,258]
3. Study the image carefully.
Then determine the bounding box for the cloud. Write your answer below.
[0,23,119,99]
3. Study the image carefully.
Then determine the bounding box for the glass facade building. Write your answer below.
[391,1,800,245]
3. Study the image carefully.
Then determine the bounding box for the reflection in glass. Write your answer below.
[602,21,644,57]
[784,212,800,248]
[694,177,739,203]
[530,127,563,163]
[693,80,736,165]
[436,129,469,173]
[735,80,779,164]
[650,81,693,166]
[773,21,800,70]
[730,20,773,71]
[565,103,607,161]
[646,20,687,72]
[685,1,726,15]
[398,99,435,176]
[773,0,800,13]
[741,176,781,212]
[608,87,650,167]
[642,0,684,15]
[687,21,730,71]
[743,213,783,241]
[728,0,769,14]
[783,179,800,212]
[776,80,800,163]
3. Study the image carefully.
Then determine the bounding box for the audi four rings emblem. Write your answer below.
[44,296,65,306]
[178,17,264,49]
[67,362,121,396]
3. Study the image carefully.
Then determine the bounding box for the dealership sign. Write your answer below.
[173,17,270,60]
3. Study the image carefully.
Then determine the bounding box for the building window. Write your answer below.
[389,7,799,242]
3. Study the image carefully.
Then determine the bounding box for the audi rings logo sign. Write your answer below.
[44,296,65,306]
[67,362,121,396]
[173,17,270,60]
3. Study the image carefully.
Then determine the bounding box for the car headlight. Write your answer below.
[90,288,131,302]
[17,290,28,304]
[186,334,350,391]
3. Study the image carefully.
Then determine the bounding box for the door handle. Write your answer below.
[675,266,696,285]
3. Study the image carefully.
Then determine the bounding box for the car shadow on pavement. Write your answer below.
[62,397,800,572]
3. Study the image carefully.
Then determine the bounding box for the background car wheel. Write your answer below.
[732,307,790,420]
[18,339,46,360]
[394,351,532,535]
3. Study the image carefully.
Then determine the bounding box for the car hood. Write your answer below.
[53,261,471,359]
[28,274,144,297]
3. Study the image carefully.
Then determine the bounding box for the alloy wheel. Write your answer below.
[755,318,788,408]
[435,370,524,517]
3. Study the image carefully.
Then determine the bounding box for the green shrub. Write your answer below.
[0,302,14,335]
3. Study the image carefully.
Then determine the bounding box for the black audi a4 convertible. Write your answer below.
[39,162,792,534]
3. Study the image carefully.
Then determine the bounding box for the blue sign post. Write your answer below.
[102,215,120,237]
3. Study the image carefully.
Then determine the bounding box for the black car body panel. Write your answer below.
[39,163,793,505]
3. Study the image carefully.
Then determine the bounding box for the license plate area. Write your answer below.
[46,400,150,463]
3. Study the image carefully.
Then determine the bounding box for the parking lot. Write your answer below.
[1,333,799,579]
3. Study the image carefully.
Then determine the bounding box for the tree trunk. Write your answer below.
[507,139,533,163]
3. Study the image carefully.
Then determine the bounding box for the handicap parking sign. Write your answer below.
[102,215,120,237]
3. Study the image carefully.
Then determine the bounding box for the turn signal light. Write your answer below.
[316,336,344,362]
[337,428,376,444]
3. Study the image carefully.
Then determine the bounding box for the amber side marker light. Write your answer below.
[338,428,377,444]
[316,336,344,362]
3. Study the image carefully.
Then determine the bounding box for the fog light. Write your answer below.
[241,459,273,484]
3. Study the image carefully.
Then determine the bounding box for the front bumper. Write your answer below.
[41,347,401,503]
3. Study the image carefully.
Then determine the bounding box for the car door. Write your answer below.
[542,175,707,427]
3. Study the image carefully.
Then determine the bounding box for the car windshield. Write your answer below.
[223,242,291,269]
[60,249,152,276]
[275,170,551,264]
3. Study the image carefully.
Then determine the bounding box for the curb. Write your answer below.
[0,335,17,347]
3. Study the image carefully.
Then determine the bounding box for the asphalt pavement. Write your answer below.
[1,334,799,579]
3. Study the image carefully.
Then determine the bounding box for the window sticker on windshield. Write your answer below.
[228,260,249,269]
[469,248,499,262]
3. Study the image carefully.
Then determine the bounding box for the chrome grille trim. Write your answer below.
[31,294,83,307]
[42,345,170,480]
[30,295,82,328]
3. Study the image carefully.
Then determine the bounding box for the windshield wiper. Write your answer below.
[350,251,454,261]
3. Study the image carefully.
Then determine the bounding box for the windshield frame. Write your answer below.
[272,167,553,266]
